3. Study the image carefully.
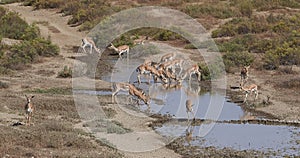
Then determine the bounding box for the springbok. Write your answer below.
[24,95,35,126]
[160,52,176,63]
[186,99,195,120]
[128,84,150,106]
[158,59,184,75]
[136,64,168,84]
[240,83,258,103]
[112,82,150,106]
[179,64,201,83]
[240,66,250,85]
[108,43,130,58]
[133,36,148,45]
[81,37,100,54]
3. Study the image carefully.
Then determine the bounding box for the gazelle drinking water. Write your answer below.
[136,64,168,84]
[24,95,35,126]
[240,83,258,103]
[178,64,201,84]
[160,52,176,63]
[108,43,130,59]
[158,59,184,76]
[112,82,150,106]
[81,37,100,54]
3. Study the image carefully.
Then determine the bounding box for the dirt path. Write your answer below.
[2,3,182,158]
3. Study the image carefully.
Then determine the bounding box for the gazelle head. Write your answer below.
[25,95,34,103]
[145,95,151,105]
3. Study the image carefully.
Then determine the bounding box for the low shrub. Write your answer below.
[223,51,254,72]
[183,3,237,19]
[0,81,8,89]
[57,66,72,78]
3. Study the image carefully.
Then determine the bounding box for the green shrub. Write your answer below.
[32,0,65,9]
[31,38,59,57]
[21,24,40,40]
[0,0,21,4]
[223,51,254,72]
[0,81,8,89]
[0,11,29,40]
[212,17,269,38]
[183,3,236,19]
[263,41,300,70]
[199,58,225,80]
[239,0,253,18]
[58,66,72,78]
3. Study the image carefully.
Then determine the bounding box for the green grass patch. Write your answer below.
[25,87,72,95]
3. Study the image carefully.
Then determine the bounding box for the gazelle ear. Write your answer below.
[25,95,28,98]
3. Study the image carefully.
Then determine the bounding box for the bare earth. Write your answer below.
[0,2,299,158]
[0,3,180,158]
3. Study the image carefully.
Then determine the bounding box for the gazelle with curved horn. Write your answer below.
[81,37,100,54]
[108,43,130,59]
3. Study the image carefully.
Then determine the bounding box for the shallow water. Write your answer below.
[98,53,251,121]
[155,122,300,156]
[90,44,299,156]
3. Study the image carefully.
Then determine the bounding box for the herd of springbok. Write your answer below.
[112,51,202,115]
[80,37,259,115]
[22,37,259,125]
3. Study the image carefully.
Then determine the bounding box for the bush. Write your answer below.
[0,11,29,40]
[223,51,254,72]
[183,3,237,19]
[239,0,253,18]
[31,38,59,57]
[199,58,225,80]
[263,41,300,70]
[0,81,8,89]
[58,66,72,78]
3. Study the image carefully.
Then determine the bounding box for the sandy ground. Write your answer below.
[1,3,181,158]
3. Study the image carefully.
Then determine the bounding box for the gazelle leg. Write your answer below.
[196,71,201,81]
[244,93,248,103]
[137,74,141,84]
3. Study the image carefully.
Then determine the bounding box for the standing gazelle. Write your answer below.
[108,43,130,59]
[178,64,201,84]
[24,95,35,126]
[240,66,250,85]
[240,83,258,103]
[81,37,100,54]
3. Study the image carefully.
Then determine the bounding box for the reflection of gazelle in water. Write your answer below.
[81,37,100,54]
[186,99,195,120]
[240,112,256,120]
[185,123,195,146]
